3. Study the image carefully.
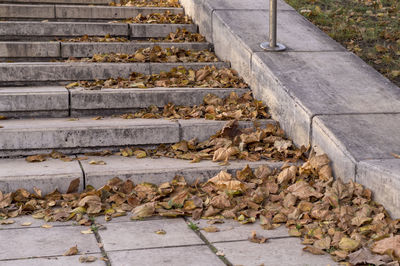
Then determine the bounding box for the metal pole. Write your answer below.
[260,0,286,51]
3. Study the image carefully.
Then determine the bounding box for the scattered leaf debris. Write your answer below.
[66,46,217,64]
[113,11,192,24]
[67,66,248,89]
[248,231,268,244]
[109,0,181,8]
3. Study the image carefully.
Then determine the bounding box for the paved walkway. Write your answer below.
[0,216,337,266]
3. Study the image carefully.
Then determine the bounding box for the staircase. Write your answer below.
[0,0,287,194]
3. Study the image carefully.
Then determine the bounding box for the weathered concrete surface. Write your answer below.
[0,158,83,194]
[0,215,75,229]
[0,225,99,260]
[0,41,60,58]
[61,41,211,58]
[188,218,289,243]
[312,114,400,182]
[0,62,227,85]
[0,4,55,19]
[56,6,183,20]
[252,52,400,147]
[99,218,203,251]
[69,87,247,115]
[130,23,197,39]
[0,21,128,40]
[357,159,400,218]
[0,256,105,266]
[0,86,68,118]
[108,246,224,266]
[0,117,179,155]
[214,238,337,266]
[179,119,275,142]
[81,156,285,188]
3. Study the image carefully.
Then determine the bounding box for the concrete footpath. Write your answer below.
[0,216,336,266]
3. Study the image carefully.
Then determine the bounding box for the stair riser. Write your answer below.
[0,42,211,60]
[0,22,196,41]
[0,4,183,20]
[0,120,274,157]
[0,87,248,118]
[0,157,286,194]
[0,62,229,86]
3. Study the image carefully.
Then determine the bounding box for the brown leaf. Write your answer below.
[372,235,400,259]
[248,231,268,244]
[348,247,392,266]
[131,202,155,220]
[78,195,102,214]
[202,226,220,233]
[26,154,47,163]
[287,181,323,199]
[66,178,80,194]
[303,246,325,255]
[339,237,360,252]
[63,245,78,256]
[79,255,97,263]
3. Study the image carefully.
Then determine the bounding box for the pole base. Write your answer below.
[260,42,286,52]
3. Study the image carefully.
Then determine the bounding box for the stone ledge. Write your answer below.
[179,0,400,218]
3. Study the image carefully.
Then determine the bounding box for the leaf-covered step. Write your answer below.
[0,4,184,20]
[0,62,229,86]
[0,118,275,156]
[0,0,111,5]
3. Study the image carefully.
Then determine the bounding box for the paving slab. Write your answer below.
[69,87,248,116]
[0,117,179,156]
[214,238,337,266]
[0,255,105,266]
[108,245,224,266]
[0,86,68,118]
[0,225,99,260]
[179,118,275,142]
[0,4,55,19]
[0,21,128,41]
[130,23,197,39]
[98,218,203,251]
[82,155,285,188]
[0,41,60,58]
[56,6,183,20]
[61,41,211,58]
[0,215,75,230]
[0,158,83,194]
[312,114,400,182]
[188,218,289,243]
[357,159,400,219]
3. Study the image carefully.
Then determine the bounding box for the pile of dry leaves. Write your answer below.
[66,46,217,63]
[119,92,269,121]
[1,149,399,264]
[109,0,181,7]
[114,11,192,24]
[67,66,248,89]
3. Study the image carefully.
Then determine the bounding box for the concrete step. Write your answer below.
[0,156,285,194]
[0,61,229,86]
[0,41,211,60]
[0,86,247,118]
[0,0,113,5]
[0,118,274,157]
[0,22,197,41]
[0,4,183,20]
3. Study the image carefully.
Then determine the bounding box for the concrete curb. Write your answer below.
[179,0,400,217]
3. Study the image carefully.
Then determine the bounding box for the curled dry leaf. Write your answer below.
[79,255,97,263]
[249,231,268,244]
[372,235,400,260]
[202,226,219,233]
[63,245,78,256]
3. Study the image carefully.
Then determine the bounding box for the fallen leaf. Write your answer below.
[79,255,97,263]
[303,246,325,255]
[348,247,392,266]
[249,231,268,244]
[372,235,400,259]
[339,237,360,252]
[67,178,80,194]
[155,229,166,235]
[63,245,78,256]
[89,160,106,165]
[41,224,53,228]
[20,222,32,226]
[202,226,219,233]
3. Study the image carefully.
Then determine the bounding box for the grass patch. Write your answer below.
[285,0,400,87]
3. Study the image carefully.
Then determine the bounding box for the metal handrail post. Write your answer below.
[260,0,286,51]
